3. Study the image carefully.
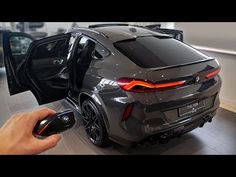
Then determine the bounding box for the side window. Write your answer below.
[67,34,78,60]
[8,35,33,66]
[78,36,89,50]
[77,35,110,59]
[9,36,33,56]
[94,43,110,59]
[31,38,69,60]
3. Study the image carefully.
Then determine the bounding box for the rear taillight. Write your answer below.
[122,103,133,121]
[205,68,221,79]
[117,78,186,92]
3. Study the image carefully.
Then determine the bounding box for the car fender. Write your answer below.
[78,90,111,131]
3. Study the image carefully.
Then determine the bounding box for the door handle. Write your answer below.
[53,59,64,65]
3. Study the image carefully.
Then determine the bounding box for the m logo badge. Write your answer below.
[195,76,200,83]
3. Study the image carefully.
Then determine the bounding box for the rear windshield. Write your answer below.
[114,36,210,68]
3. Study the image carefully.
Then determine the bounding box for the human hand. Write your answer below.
[0,108,62,155]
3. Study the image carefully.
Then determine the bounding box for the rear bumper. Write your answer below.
[99,90,220,147]
[109,108,217,147]
[96,77,221,147]
[139,108,216,145]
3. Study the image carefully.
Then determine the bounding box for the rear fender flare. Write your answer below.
[78,92,110,131]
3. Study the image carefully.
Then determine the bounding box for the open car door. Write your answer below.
[2,31,71,105]
[2,31,35,94]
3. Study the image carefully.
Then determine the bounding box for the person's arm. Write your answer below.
[0,108,61,155]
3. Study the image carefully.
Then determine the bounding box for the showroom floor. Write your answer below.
[1,68,236,155]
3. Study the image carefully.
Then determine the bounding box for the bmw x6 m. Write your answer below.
[1,24,221,147]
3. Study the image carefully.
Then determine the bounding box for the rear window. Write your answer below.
[114,36,210,68]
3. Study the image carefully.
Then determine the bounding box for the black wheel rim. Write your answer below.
[82,102,102,143]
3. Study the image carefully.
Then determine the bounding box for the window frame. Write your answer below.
[77,34,111,60]
[30,38,70,60]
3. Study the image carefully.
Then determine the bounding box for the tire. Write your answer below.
[81,98,109,147]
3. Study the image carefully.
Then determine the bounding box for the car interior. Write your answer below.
[68,36,96,94]
[9,33,99,104]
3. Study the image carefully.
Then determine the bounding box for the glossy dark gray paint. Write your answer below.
[77,61,221,145]
[66,26,222,146]
[2,26,222,146]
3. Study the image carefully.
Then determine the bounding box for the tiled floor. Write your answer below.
[1,67,236,154]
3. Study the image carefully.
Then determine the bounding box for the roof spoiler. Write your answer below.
[88,23,129,28]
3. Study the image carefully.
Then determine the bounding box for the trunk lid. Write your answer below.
[145,59,221,124]
[146,59,219,84]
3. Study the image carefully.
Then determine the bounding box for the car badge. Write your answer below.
[195,76,200,83]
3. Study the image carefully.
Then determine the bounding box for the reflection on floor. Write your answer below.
[1,68,236,154]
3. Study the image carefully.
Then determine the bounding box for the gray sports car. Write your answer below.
[2,24,221,147]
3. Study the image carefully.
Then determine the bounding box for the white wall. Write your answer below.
[175,22,236,51]
[43,22,98,35]
[1,22,174,36]
[43,22,173,35]
[175,22,236,112]
[203,51,236,106]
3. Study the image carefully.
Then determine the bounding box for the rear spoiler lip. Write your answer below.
[146,58,216,71]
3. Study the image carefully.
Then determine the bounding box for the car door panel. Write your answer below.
[31,56,67,79]
[3,31,71,105]
[2,31,35,95]
[22,34,71,104]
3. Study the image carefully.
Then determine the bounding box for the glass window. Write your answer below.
[9,36,33,56]
[67,34,77,60]
[114,36,209,68]
[31,38,69,60]
[77,36,110,59]
[95,43,110,58]
[78,36,89,49]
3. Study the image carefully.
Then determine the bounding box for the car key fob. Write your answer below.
[33,109,76,138]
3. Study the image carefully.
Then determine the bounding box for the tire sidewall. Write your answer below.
[82,98,108,147]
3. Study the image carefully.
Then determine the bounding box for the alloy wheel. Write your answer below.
[82,101,103,143]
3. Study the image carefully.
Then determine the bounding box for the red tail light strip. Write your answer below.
[118,79,186,91]
[122,104,133,121]
[205,69,221,79]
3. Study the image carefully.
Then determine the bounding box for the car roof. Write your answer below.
[68,25,170,43]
